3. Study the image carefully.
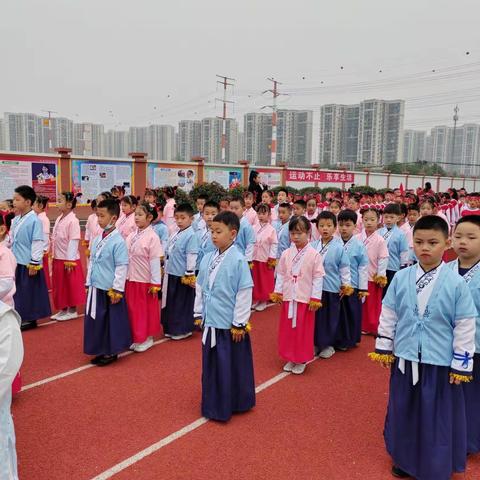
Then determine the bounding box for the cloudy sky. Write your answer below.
[2,0,479,142]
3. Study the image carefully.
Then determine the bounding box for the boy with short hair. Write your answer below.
[449,215,480,455]
[195,211,255,421]
[84,199,132,366]
[336,209,369,349]
[292,199,307,217]
[193,194,209,232]
[219,197,230,212]
[275,203,293,261]
[196,201,219,270]
[229,197,256,263]
[370,215,477,479]
[162,203,199,340]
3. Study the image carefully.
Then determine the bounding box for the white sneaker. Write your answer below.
[51,311,66,320]
[129,343,138,350]
[255,302,267,312]
[134,337,154,352]
[319,346,335,359]
[292,363,306,375]
[164,333,172,338]
[56,311,79,321]
[171,332,193,341]
[283,361,295,372]
[251,302,259,310]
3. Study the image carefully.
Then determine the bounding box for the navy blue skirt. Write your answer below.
[384,360,467,480]
[382,269,397,298]
[202,328,256,422]
[13,264,51,322]
[464,353,480,454]
[83,288,132,356]
[336,290,362,349]
[162,274,195,336]
[314,291,341,350]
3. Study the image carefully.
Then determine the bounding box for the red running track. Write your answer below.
[13,306,480,480]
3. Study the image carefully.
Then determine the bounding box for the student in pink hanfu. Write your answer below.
[252,204,278,312]
[116,195,138,240]
[33,195,51,290]
[125,202,163,353]
[243,192,260,228]
[305,198,320,240]
[50,192,86,321]
[261,190,278,222]
[163,186,177,235]
[84,197,105,256]
[271,216,324,375]
[356,208,389,335]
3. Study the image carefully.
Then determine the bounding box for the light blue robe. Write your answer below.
[166,226,199,276]
[343,236,369,290]
[377,225,409,272]
[196,229,216,271]
[234,217,255,256]
[276,221,291,260]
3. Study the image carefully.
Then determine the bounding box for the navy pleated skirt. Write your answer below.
[13,264,51,322]
[83,288,132,356]
[202,328,256,422]
[336,291,362,349]
[162,274,195,336]
[384,359,467,480]
[464,353,480,454]
[314,291,341,350]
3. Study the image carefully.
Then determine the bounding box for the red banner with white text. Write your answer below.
[286,169,355,183]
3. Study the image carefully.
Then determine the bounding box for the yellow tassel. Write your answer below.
[373,275,388,288]
[308,300,322,310]
[269,292,283,304]
[267,258,277,269]
[194,317,202,327]
[181,275,197,287]
[340,285,354,296]
[107,288,123,301]
[358,291,370,299]
[85,249,90,258]
[27,264,43,271]
[248,262,254,270]
[245,322,252,333]
[230,321,252,337]
[368,352,395,364]
[81,240,89,247]
[148,286,161,294]
[450,373,473,383]
[64,261,76,268]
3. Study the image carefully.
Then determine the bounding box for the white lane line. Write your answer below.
[21,338,170,391]
[38,315,85,328]
[90,359,317,480]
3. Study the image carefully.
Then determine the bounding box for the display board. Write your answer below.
[205,167,242,189]
[147,165,197,193]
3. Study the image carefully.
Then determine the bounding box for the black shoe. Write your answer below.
[391,466,410,478]
[90,355,105,365]
[97,354,118,367]
[21,321,37,331]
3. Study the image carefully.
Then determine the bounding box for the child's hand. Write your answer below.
[64,261,76,272]
[449,376,462,385]
[107,289,123,305]
[231,330,245,343]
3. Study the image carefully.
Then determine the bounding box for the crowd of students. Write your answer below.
[1,181,480,479]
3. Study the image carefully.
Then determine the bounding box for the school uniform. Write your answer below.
[37,211,51,290]
[84,230,132,356]
[357,231,389,334]
[152,220,169,255]
[0,302,23,480]
[51,211,86,310]
[195,227,216,272]
[377,225,409,295]
[116,212,136,240]
[399,222,415,264]
[163,198,177,236]
[243,207,259,228]
[305,212,320,241]
[311,237,351,351]
[275,221,291,260]
[234,217,256,262]
[375,263,476,480]
[125,227,163,344]
[448,258,480,455]
[270,204,278,222]
[85,212,102,247]
[162,226,199,336]
[275,244,324,363]
[252,223,278,303]
[195,245,255,421]
[192,212,206,233]
[336,236,368,349]
[11,210,51,325]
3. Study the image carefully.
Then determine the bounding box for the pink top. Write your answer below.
[85,213,102,243]
[163,198,177,235]
[126,226,163,284]
[243,207,259,227]
[253,223,278,262]
[270,205,278,222]
[353,210,364,235]
[399,222,413,249]
[356,231,389,280]
[116,212,136,240]
[0,244,17,307]
[37,211,50,253]
[277,244,325,303]
[52,211,81,260]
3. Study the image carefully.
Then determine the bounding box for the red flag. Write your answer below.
[399,183,405,196]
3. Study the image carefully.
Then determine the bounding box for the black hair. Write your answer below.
[97,198,120,218]
[137,201,158,222]
[407,203,420,213]
[289,216,311,233]
[35,195,49,209]
[256,203,271,215]
[174,203,194,216]
[329,199,342,208]
[420,197,436,208]
[220,196,231,204]
[338,209,358,224]
[243,191,254,199]
[90,199,97,210]
[455,215,480,230]
[98,191,113,202]
[164,186,176,199]
[121,195,139,208]
[399,203,408,217]
[249,170,259,185]
[61,191,78,209]
[5,199,13,210]
[14,185,36,205]
[293,199,307,209]
[361,207,380,219]
[383,203,401,215]
[277,188,288,196]
[278,202,292,211]
[213,211,240,232]
[203,201,220,211]
[425,182,432,191]
[349,194,361,204]
[0,211,15,231]
[230,196,245,207]
[197,194,209,202]
[413,215,449,239]
[317,210,337,227]
[262,190,273,198]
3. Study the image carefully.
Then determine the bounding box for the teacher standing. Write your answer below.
[248,171,268,207]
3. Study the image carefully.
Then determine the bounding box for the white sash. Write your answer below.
[288,246,309,328]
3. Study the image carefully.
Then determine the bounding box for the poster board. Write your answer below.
[147,165,197,193]
[255,169,282,188]
[205,166,242,189]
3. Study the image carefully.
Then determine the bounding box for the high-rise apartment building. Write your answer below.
[128,127,148,154]
[237,131,245,161]
[73,123,105,156]
[50,117,73,151]
[243,113,272,165]
[3,112,44,152]
[104,130,129,158]
[201,117,238,163]
[0,119,4,150]
[403,130,426,163]
[178,120,202,162]
[148,125,175,160]
[319,99,404,167]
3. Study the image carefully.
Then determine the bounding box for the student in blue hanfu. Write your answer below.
[449,214,480,456]
[370,215,477,480]
[229,197,256,264]
[84,198,132,367]
[194,211,255,422]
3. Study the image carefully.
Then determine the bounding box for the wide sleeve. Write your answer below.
[374,275,399,354]
[268,229,278,259]
[193,282,203,321]
[311,253,324,300]
[274,251,287,294]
